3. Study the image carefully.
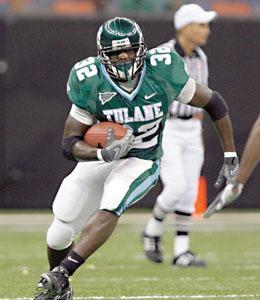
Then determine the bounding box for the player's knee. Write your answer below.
[46,219,75,250]
[53,176,87,223]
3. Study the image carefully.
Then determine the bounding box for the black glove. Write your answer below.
[98,125,134,162]
[214,156,239,189]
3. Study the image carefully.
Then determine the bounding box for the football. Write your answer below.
[84,121,127,148]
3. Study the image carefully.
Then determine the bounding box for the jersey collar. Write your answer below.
[175,40,199,58]
[100,62,146,101]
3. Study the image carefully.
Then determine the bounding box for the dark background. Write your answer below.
[0,15,259,209]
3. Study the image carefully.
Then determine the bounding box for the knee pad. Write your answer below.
[46,219,75,250]
[53,176,87,223]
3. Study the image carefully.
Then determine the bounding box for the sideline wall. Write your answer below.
[0,16,259,208]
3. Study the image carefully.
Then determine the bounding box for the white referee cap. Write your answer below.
[174,4,217,30]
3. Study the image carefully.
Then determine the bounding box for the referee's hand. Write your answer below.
[214,156,239,189]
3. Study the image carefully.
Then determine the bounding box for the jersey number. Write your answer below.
[150,47,171,66]
[75,57,98,81]
[133,118,162,149]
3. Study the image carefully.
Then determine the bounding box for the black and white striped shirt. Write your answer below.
[162,39,209,119]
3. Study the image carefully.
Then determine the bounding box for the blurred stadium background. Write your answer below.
[0,1,260,299]
[0,0,259,210]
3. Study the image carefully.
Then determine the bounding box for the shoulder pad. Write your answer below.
[71,56,100,83]
[146,46,182,68]
[67,56,100,109]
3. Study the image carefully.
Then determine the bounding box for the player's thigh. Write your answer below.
[100,158,160,216]
[52,161,110,232]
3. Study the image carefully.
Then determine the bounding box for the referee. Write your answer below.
[143,4,217,266]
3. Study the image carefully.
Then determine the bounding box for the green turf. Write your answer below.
[1,219,260,299]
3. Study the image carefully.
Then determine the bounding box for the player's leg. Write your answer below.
[46,161,105,269]
[67,157,159,262]
[55,157,159,275]
[173,135,205,267]
[35,158,159,299]
[47,227,74,270]
[35,161,109,299]
[143,137,185,263]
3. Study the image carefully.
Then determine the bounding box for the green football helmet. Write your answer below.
[97,17,147,82]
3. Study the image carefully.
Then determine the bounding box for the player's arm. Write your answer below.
[190,83,235,151]
[65,64,133,162]
[62,113,98,161]
[168,51,234,154]
[187,83,239,186]
[165,50,237,185]
[204,115,260,218]
[235,114,260,184]
[62,106,134,162]
[64,65,99,161]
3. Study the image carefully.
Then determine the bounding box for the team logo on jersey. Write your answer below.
[99,92,117,105]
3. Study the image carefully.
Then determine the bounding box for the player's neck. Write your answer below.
[177,35,196,56]
[117,75,140,93]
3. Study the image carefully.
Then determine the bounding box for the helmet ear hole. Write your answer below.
[97,17,147,81]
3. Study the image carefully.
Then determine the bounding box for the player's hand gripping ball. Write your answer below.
[84,122,127,148]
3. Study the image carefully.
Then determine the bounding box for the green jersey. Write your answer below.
[67,46,195,161]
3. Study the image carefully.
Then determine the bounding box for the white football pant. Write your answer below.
[157,118,204,214]
[47,157,160,250]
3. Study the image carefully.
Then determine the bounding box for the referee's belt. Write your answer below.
[169,113,193,120]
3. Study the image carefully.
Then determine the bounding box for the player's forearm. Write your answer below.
[236,116,260,184]
[186,84,236,153]
[213,115,236,152]
[62,114,99,161]
[73,141,98,161]
[62,135,98,161]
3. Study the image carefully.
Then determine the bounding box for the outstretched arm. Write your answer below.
[235,114,260,185]
[204,114,260,218]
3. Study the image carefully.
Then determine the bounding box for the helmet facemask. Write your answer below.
[97,17,147,83]
[99,44,146,82]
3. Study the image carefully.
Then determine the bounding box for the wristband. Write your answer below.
[62,135,83,161]
[224,152,237,158]
[97,149,104,161]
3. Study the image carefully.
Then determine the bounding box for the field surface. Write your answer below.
[0,210,260,299]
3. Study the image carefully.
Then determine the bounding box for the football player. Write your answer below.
[204,114,260,218]
[34,17,238,299]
